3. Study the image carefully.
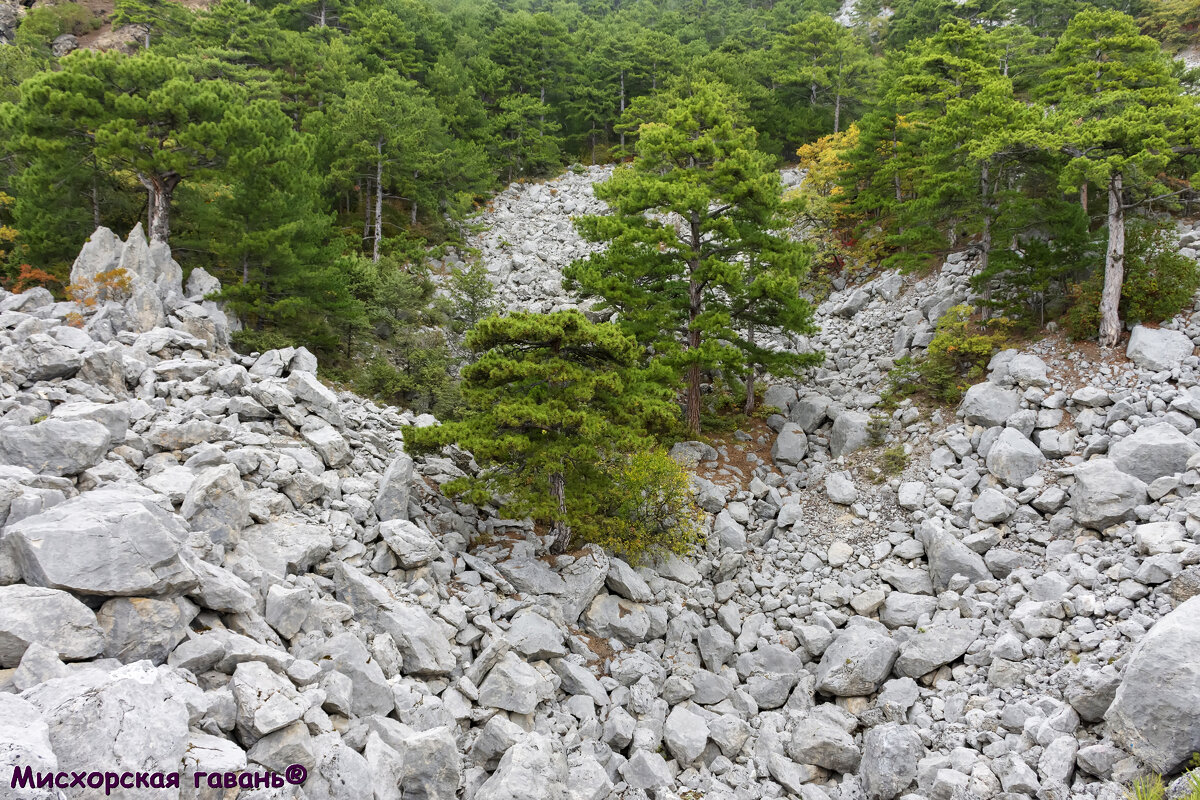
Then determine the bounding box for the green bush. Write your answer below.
[446,261,498,334]
[350,330,461,418]
[885,305,1014,405]
[879,444,909,474]
[584,448,707,565]
[970,202,1094,328]
[1125,766,1200,800]
[14,3,98,50]
[1065,219,1200,340]
[231,328,298,355]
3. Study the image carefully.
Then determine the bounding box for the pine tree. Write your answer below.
[839,22,1020,268]
[1037,9,1199,346]
[316,73,451,260]
[184,99,331,290]
[566,81,819,434]
[777,15,875,136]
[492,93,562,181]
[406,311,684,555]
[12,49,249,244]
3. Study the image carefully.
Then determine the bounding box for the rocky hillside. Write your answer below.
[1,204,1199,800]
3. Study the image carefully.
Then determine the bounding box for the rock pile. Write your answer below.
[2,210,1200,800]
[438,165,614,314]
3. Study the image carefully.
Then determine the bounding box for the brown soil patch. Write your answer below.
[695,416,778,492]
[571,628,615,670]
[1036,330,1133,393]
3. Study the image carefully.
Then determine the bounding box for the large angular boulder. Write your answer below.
[0,585,104,667]
[505,611,567,661]
[380,519,440,569]
[556,545,608,625]
[735,643,804,709]
[830,411,872,459]
[1109,423,1200,484]
[236,519,332,582]
[374,453,414,521]
[302,423,351,468]
[0,419,111,477]
[771,423,808,466]
[0,694,57,799]
[985,427,1045,487]
[22,662,192,797]
[303,733,371,800]
[478,652,554,715]
[475,734,568,800]
[180,463,248,548]
[385,727,460,800]
[1007,354,1051,387]
[787,714,861,773]
[917,521,991,591]
[663,705,709,766]
[49,400,130,442]
[894,617,983,677]
[3,488,197,596]
[6,334,83,382]
[1071,458,1147,530]
[959,382,1019,428]
[815,619,898,696]
[97,596,196,664]
[231,660,306,743]
[790,394,830,432]
[333,563,456,676]
[1105,595,1200,775]
[1126,324,1194,372]
[70,225,184,333]
[860,723,923,800]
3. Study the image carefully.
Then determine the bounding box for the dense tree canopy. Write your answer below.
[0,0,1197,410]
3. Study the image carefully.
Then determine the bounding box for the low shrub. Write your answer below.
[1065,219,1200,340]
[885,304,1014,405]
[584,448,707,565]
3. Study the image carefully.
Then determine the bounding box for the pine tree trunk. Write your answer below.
[619,71,626,148]
[685,274,702,433]
[549,471,571,554]
[833,92,841,134]
[743,327,756,415]
[91,174,101,228]
[686,353,701,435]
[1099,173,1125,348]
[318,0,326,27]
[373,141,383,263]
[686,212,703,435]
[1080,182,1088,215]
[139,172,176,243]
[362,180,371,245]
[979,163,991,319]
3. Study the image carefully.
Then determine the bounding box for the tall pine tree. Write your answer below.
[1038,10,1199,346]
[566,81,819,434]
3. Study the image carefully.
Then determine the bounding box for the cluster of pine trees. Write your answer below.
[829,9,1200,346]
[1,0,1199,386]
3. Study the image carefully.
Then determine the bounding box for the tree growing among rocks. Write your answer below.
[1037,9,1199,347]
[406,310,701,558]
[566,80,819,434]
[7,49,247,245]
